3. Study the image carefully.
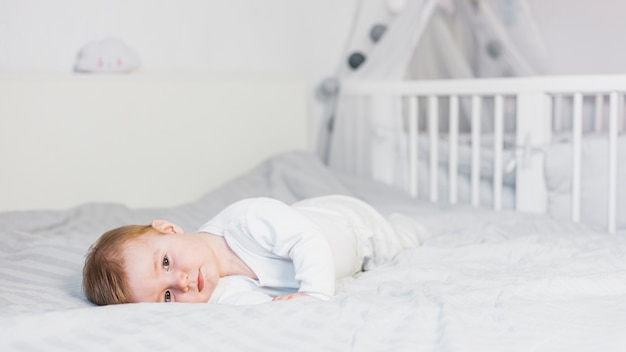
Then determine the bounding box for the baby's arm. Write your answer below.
[248,199,336,300]
[278,224,335,300]
[209,276,273,305]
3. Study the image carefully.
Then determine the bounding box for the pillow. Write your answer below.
[544,135,626,231]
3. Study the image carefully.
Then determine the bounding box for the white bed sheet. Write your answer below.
[2,151,626,351]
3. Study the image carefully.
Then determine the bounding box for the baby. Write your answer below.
[83,195,426,305]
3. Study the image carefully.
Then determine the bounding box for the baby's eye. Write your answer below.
[162,255,170,271]
[164,290,171,303]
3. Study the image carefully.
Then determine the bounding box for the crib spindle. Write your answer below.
[471,95,482,207]
[571,93,583,223]
[554,94,563,133]
[493,95,504,211]
[594,94,603,133]
[449,95,459,204]
[608,92,619,234]
[408,96,419,198]
[428,95,439,202]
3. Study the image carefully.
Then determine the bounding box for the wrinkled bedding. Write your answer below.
[1,151,625,351]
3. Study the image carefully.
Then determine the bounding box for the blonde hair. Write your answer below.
[82,224,152,305]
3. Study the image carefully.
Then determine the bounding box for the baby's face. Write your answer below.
[123,231,219,303]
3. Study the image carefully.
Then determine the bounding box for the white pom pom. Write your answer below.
[386,0,406,14]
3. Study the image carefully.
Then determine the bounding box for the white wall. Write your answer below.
[0,0,359,147]
[528,0,626,75]
[0,1,356,74]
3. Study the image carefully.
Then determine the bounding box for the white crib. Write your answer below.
[339,75,626,233]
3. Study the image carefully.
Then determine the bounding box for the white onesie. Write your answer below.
[199,195,422,305]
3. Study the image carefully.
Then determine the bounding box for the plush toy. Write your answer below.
[74,38,140,73]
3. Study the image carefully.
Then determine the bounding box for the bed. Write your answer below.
[2,74,626,351]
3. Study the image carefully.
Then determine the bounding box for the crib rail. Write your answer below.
[341,75,626,233]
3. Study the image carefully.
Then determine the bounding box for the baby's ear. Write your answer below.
[151,220,184,234]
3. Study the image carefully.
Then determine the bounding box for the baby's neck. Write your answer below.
[198,232,258,280]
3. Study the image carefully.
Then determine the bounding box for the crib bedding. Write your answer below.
[2,151,626,351]
[411,132,626,226]
[390,135,517,209]
[544,135,626,231]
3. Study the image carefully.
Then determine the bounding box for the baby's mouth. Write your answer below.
[198,269,205,292]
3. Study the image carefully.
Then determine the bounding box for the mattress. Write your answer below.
[2,151,626,351]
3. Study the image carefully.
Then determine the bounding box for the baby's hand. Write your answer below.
[272,293,309,301]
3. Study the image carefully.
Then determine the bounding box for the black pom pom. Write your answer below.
[370,24,387,43]
[486,40,502,59]
[348,52,366,69]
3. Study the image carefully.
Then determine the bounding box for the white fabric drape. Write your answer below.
[323,0,548,188]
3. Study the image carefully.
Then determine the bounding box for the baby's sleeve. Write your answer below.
[245,198,336,299]
[208,276,273,305]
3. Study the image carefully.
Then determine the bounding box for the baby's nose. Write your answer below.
[174,272,190,292]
